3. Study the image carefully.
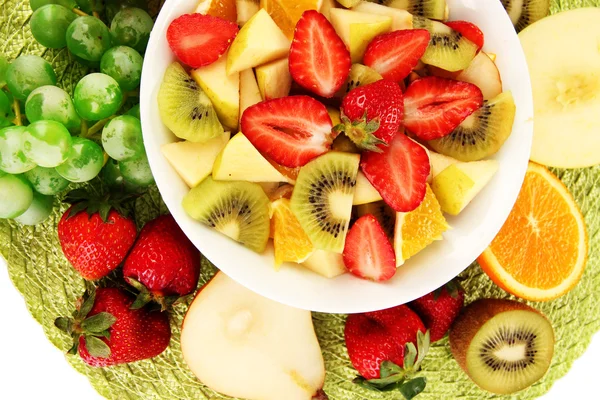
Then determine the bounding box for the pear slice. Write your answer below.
[353,170,382,205]
[428,151,459,178]
[213,132,293,183]
[236,0,260,26]
[181,272,326,400]
[320,0,337,20]
[191,52,240,130]
[301,249,347,278]
[329,8,392,63]
[337,0,361,7]
[227,9,290,76]
[256,58,292,100]
[352,2,413,31]
[161,132,231,188]
[239,69,263,124]
[456,52,502,100]
[431,160,498,215]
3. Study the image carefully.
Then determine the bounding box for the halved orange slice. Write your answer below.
[271,198,314,267]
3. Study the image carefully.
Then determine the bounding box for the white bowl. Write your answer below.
[140,0,533,314]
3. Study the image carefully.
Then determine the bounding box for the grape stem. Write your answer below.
[72,9,89,17]
[87,117,114,138]
[93,11,100,19]
[80,119,88,137]
[12,98,22,126]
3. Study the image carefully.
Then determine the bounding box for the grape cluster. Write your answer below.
[0,1,155,226]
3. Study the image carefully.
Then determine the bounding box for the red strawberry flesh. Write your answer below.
[445,21,484,52]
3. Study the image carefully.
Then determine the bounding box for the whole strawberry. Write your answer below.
[57,190,137,280]
[55,285,171,367]
[334,80,404,152]
[409,281,465,342]
[123,214,201,309]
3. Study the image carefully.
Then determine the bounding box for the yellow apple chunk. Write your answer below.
[255,58,292,100]
[353,171,382,205]
[302,249,347,278]
[352,2,413,31]
[239,69,263,123]
[236,0,260,26]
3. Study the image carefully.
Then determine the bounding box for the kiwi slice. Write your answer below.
[450,299,554,394]
[291,151,360,253]
[182,176,270,253]
[335,64,382,98]
[369,0,447,20]
[501,0,550,32]
[428,91,516,162]
[356,201,396,238]
[158,62,224,143]
[413,16,478,72]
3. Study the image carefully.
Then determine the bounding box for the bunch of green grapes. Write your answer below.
[0,1,155,226]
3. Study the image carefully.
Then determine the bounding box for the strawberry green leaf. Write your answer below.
[54,317,74,334]
[81,312,117,333]
[380,360,403,379]
[85,335,111,359]
[415,330,430,368]
[404,342,417,370]
[399,377,426,400]
[131,291,153,310]
[77,284,96,319]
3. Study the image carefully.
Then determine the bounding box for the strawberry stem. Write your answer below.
[333,112,387,152]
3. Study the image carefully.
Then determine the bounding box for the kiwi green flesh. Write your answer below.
[501,0,550,32]
[466,310,554,394]
[428,91,516,162]
[414,17,477,72]
[370,0,447,20]
[158,62,224,143]
[291,152,360,253]
[182,176,270,253]
[335,64,382,98]
[356,201,395,238]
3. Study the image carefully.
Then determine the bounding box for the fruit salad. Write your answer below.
[158,0,517,282]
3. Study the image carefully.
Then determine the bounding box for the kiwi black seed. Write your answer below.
[370,0,447,20]
[428,91,516,162]
[450,299,554,395]
[291,151,360,253]
[356,201,396,238]
[413,16,478,72]
[182,176,270,253]
[501,0,550,32]
[157,62,224,143]
[335,64,382,98]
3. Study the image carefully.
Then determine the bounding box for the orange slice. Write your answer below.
[260,0,322,39]
[478,162,588,301]
[196,0,237,22]
[271,198,314,267]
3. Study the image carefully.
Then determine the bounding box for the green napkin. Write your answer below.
[1,0,599,399]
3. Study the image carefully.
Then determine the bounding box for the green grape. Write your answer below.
[105,0,147,22]
[30,0,77,11]
[75,0,103,13]
[0,91,15,125]
[0,55,8,88]
[25,86,81,132]
[66,16,112,62]
[101,157,140,192]
[73,73,123,120]
[100,46,143,91]
[110,7,153,53]
[5,55,57,101]
[24,166,70,195]
[0,126,36,174]
[55,137,104,182]
[23,120,73,168]
[0,174,33,218]
[119,152,154,186]
[101,115,143,161]
[14,191,54,225]
[31,4,77,49]
[125,103,140,119]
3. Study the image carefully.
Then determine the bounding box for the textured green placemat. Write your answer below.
[1,1,599,399]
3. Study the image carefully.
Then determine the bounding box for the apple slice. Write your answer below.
[329,8,392,63]
[431,160,499,215]
[256,58,292,100]
[429,150,459,179]
[301,249,347,278]
[192,52,240,130]
[320,0,337,20]
[161,132,230,187]
[456,52,502,100]
[236,0,260,26]
[213,132,293,183]
[227,9,290,75]
[181,272,326,400]
[352,2,413,31]
[353,170,382,205]
[239,68,263,124]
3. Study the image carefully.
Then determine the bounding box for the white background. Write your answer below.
[0,258,596,399]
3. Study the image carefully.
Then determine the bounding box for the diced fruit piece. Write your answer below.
[455,52,502,100]
[255,58,292,100]
[343,214,396,281]
[428,151,458,178]
[356,201,395,238]
[337,0,361,7]
[260,0,323,39]
[329,8,392,63]
[291,151,359,253]
[183,176,271,253]
[272,198,314,267]
[413,16,477,71]
[361,133,430,212]
[301,249,346,278]
[241,96,333,167]
[236,0,259,25]
[195,0,237,22]
[0,174,33,219]
[191,52,240,130]
[352,2,413,31]
[239,68,263,123]
[371,0,447,20]
[478,162,588,301]
[213,132,292,183]
[404,76,483,140]
[161,132,230,187]
[449,299,554,394]
[502,0,550,32]
[289,10,351,98]
[227,9,290,75]
[336,80,403,151]
[428,91,515,161]
[181,272,326,399]
[320,0,337,20]
[327,106,341,126]
[166,13,239,68]
[158,62,224,143]
[445,20,484,51]
[430,160,498,215]
[394,185,448,266]
[334,63,382,98]
[353,171,383,205]
[363,29,430,82]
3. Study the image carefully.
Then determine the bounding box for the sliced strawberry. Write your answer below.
[445,21,484,52]
[241,96,333,167]
[363,29,430,82]
[289,10,351,98]
[361,133,430,212]
[404,76,483,140]
[166,14,238,68]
